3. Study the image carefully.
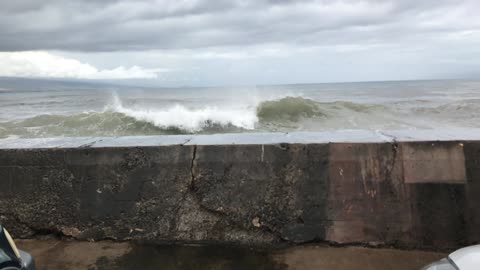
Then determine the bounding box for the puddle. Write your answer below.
[91,244,287,270]
[16,239,446,270]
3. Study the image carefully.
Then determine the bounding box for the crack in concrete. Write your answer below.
[377,131,397,142]
[79,139,100,148]
[385,141,399,183]
[256,221,289,242]
[189,145,197,191]
[185,144,227,217]
[181,145,285,244]
[182,137,193,146]
[0,211,68,239]
[376,131,399,183]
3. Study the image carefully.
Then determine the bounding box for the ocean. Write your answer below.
[1,78,480,139]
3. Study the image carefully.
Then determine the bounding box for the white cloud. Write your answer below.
[0,51,168,79]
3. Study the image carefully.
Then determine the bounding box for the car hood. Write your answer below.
[449,245,480,270]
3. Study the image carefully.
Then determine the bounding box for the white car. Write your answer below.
[422,245,480,270]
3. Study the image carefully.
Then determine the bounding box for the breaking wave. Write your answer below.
[0,94,393,138]
[108,94,258,132]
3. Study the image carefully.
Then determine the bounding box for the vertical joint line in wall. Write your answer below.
[261,144,265,162]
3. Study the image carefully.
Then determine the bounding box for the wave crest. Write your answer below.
[257,96,325,121]
[256,96,383,122]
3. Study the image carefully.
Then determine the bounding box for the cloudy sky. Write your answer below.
[1,0,479,86]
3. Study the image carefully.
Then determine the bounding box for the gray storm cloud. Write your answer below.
[1,0,479,52]
[1,0,480,84]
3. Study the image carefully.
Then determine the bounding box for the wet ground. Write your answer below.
[16,240,446,270]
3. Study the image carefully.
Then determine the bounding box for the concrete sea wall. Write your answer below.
[0,130,479,250]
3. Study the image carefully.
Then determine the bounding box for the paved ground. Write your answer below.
[16,240,446,270]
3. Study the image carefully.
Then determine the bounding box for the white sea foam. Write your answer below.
[109,94,258,131]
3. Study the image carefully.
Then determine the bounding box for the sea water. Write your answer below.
[1,78,480,139]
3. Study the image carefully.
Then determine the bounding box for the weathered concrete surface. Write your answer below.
[1,130,480,250]
[16,239,446,270]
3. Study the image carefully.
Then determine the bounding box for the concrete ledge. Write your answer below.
[1,129,480,250]
[2,128,480,149]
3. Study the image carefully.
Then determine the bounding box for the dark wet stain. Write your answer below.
[90,244,287,270]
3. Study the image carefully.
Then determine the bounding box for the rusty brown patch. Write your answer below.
[401,142,466,184]
[326,143,410,245]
